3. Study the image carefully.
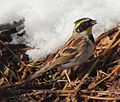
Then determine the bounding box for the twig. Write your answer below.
[95,27,118,44]
[88,65,120,89]
[99,29,120,56]
[0,40,30,71]
[74,58,100,92]
[111,39,120,49]
[82,95,120,101]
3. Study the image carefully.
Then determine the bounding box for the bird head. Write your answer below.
[73,18,97,36]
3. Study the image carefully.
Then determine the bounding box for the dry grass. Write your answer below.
[0,20,120,102]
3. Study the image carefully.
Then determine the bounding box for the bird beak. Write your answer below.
[91,20,97,25]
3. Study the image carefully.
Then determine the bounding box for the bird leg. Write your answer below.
[64,69,76,87]
[64,69,71,84]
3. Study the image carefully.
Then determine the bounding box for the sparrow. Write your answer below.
[24,18,97,84]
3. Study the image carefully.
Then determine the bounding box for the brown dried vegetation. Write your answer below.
[0,20,120,102]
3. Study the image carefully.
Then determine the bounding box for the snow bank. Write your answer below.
[0,0,120,59]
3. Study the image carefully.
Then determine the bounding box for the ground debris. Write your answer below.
[0,21,120,101]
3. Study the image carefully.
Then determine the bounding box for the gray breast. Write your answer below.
[61,36,94,69]
[76,36,94,64]
[77,37,94,64]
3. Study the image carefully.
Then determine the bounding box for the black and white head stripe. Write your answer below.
[74,18,94,33]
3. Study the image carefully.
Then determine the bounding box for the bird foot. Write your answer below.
[67,81,77,88]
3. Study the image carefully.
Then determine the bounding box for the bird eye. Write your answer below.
[76,26,80,33]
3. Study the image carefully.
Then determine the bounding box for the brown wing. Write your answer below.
[48,35,88,67]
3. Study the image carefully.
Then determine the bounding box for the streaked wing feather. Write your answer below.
[49,35,87,67]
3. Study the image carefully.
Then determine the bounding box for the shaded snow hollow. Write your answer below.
[0,0,120,59]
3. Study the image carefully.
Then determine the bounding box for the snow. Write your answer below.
[0,0,120,59]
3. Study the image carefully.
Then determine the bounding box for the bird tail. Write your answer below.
[28,64,51,81]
